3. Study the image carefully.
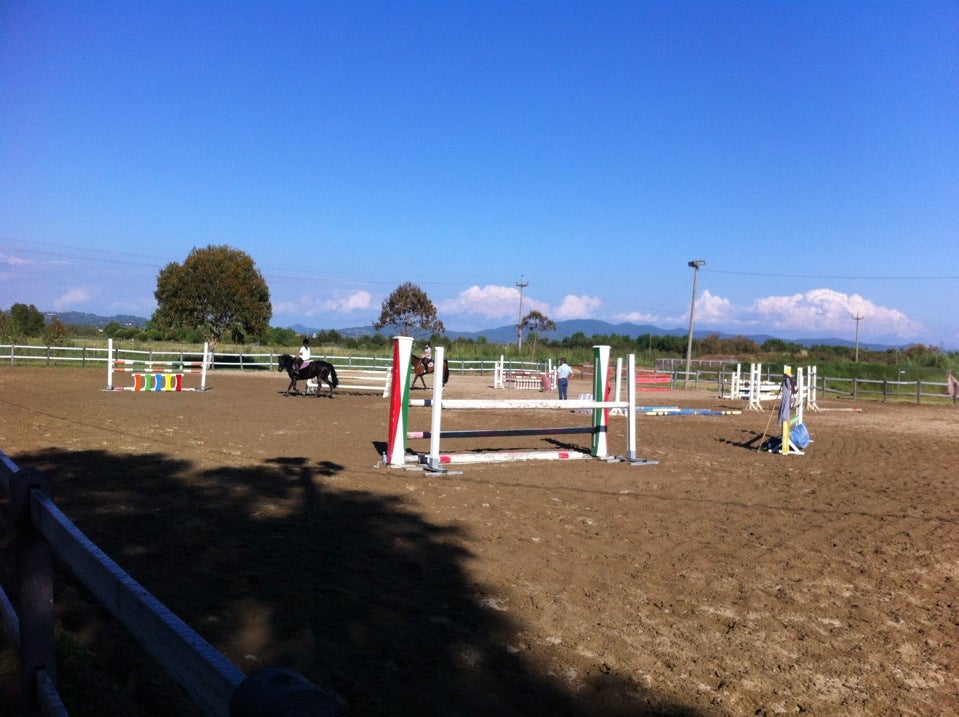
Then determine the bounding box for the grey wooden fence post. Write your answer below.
[11,467,57,716]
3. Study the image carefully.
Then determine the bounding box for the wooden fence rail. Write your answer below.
[0,450,340,717]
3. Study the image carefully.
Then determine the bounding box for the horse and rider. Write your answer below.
[411,342,449,389]
[279,338,339,397]
[280,337,445,395]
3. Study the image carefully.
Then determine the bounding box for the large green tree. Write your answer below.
[374,282,445,337]
[152,245,271,343]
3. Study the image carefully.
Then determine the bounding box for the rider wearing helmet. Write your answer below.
[421,342,432,371]
[293,338,311,372]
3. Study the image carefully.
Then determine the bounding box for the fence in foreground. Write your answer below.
[0,450,340,716]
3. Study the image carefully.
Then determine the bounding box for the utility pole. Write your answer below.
[516,274,528,350]
[684,260,705,388]
[853,312,864,362]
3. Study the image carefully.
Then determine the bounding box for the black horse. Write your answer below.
[411,355,450,389]
[278,354,339,397]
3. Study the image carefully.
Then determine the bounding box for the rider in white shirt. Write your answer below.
[421,342,432,371]
[294,338,311,372]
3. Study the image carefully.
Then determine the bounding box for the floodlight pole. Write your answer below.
[684,260,705,389]
[516,274,528,350]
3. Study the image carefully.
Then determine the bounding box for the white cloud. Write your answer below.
[0,252,30,266]
[322,290,373,313]
[553,294,602,319]
[54,288,93,309]
[276,290,374,318]
[438,285,600,323]
[694,290,734,323]
[439,285,548,319]
[613,310,660,323]
[694,288,925,340]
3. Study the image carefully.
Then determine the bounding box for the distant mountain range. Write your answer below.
[46,311,149,328]
[288,319,880,351]
[48,311,885,350]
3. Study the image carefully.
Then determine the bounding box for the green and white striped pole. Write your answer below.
[592,345,611,458]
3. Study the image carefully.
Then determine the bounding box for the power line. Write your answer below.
[0,238,516,287]
[708,268,959,281]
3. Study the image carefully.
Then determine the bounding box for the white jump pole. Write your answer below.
[730,362,742,400]
[493,355,505,389]
[611,357,624,416]
[796,367,805,424]
[107,338,115,390]
[807,365,819,410]
[386,336,414,466]
[426,345,447,471]
[625,353,639,461]
[200,342,209,390]
[748,362,763,410]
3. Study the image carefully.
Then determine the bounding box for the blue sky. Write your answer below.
[2,2,957,347]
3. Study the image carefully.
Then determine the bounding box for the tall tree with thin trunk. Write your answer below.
[374,282,445,337]
[520,310,556,360]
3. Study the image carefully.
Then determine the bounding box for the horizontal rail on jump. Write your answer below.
[106,339,209,392]
[105,387,206,392]
[112,367,205,373]
[408,399,628,410]
[637,407,743,416]
[112,360,205,367]
[427,449,592,465]
[407,426,600,440]
[309,367,392,397]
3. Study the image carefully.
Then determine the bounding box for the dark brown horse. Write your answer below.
[411,355,449,389]
[278,354,339,397]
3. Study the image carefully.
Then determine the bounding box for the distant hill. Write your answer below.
[293,319,890,351]
[47,311,148,329]
[50,312,890,350]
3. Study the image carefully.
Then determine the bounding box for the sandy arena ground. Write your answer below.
[1,365,957,716]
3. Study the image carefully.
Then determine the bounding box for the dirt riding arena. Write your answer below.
[1,366,957,716]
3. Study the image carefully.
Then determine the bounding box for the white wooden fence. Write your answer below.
[1,344,956,405]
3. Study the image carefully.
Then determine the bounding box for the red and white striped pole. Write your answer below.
[386,336,414,466]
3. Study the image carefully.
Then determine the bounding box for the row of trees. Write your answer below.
[5,305,954,373]
[151,250,453,346]
[0,248,447,347]
[3,245,957,371]
[0,303,70,343]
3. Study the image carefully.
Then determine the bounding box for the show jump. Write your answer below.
[385,336,657,472]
